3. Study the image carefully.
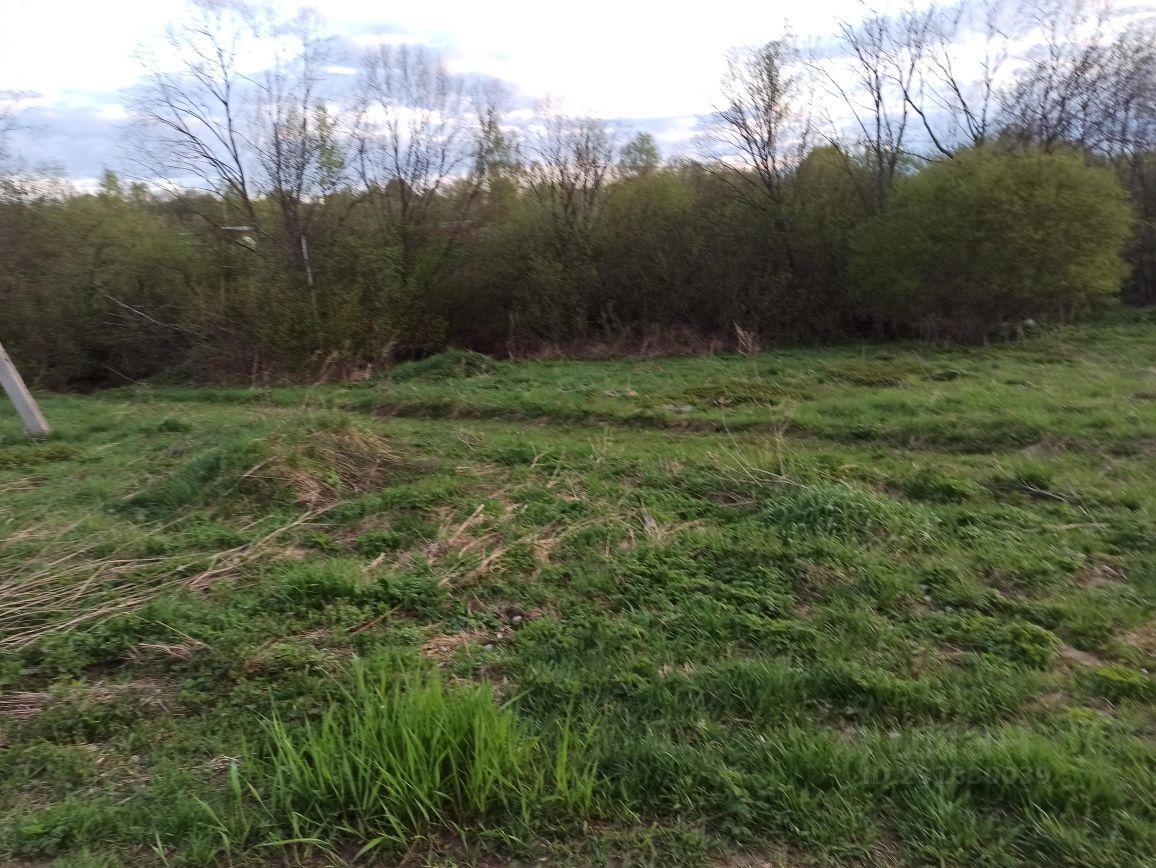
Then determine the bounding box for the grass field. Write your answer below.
[2,313,1155,866]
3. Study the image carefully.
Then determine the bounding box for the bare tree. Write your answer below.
[995,0,1156,163]
[0,90,36,189]
[999,0,1118,151]
[707,42,807,210]
[1098,24,1156,160]
[810,8,940,210]
[0,92,20,164]
[524,104,617,248]
[888,0,1016,157]
[253,8,345,290]
[0,94,18,198]
[703,41,809,281]
[353,45,494,293]
[129,0,345,299]
[130,1,263,227]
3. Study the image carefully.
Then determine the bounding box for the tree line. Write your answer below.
[1,0,1153,388]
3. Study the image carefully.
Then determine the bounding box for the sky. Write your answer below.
[0,0,931,185]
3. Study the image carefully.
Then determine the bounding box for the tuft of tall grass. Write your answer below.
[388,349,496,382]
[761,480,930,543]
[225,661,599,854]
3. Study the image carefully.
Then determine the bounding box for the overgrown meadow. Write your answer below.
[2,314,1155,866]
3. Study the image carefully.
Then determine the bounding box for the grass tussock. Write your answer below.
[389,349,497,382]
[217,662,598,854]
[259,420,419,508]
[824,358,920,387]
[126,417,418,516]
[761,480,931,543]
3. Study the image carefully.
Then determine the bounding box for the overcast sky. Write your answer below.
[2,0,948,184]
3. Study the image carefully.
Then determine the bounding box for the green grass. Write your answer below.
[1,315,1155,865]
[207,660,599,856]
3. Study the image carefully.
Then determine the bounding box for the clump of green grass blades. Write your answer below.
[218,661,598,856]
[761,480,930,542]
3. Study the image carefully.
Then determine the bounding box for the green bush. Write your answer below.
[852,147,1134,339]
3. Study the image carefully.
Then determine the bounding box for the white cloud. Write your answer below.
[96,104,131,122]
[0,0,186,103]
[654,117,700,143]
[2,0,941,176]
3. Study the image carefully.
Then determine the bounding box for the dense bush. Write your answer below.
[851,148,1134,340]
[2,0,1154,388]
[0,148,1143,388]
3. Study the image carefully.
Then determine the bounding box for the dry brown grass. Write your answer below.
[0,510,326,650]
[249,424,418,508]
[1056,642,1107,669]
[0,677,172,722]
[1075,562,1126,589]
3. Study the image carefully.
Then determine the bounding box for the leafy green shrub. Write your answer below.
[852,147,1133,339]
[780,146,876,339]
[389,349,496,382]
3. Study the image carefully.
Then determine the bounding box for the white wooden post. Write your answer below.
[0,340,50,437]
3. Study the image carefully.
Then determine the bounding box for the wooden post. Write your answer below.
[0,340,50,437]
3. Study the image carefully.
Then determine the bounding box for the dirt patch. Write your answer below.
[420,629,496,663]
[1057,642,1106,669]
[420,603,546,664]
[1075,562,1126,589]
[794,561,849,604]
[1122,622,1156,660]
